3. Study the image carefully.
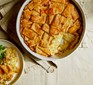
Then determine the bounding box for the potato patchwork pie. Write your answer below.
[20,0,83,57]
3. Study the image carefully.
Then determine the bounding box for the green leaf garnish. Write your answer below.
[0,45,5,50]
[0,45,6,61]
[0,52,5,60]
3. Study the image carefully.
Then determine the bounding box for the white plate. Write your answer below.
[0,39,24,85]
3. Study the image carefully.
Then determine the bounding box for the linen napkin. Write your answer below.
[0,0,57,73]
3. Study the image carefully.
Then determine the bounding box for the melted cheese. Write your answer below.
[48,33,64,55]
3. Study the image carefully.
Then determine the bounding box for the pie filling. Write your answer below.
[48,33,64,55]
[20,0,83,57]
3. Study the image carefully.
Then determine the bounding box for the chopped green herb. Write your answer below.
[0,45,6,61]
[0,52,5,60]
[0,45,5,50]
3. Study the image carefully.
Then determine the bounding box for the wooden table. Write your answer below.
[0,0,93,85]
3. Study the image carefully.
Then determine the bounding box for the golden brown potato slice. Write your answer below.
[36,46,48,56]
[48,36,53,45]
[62,3,74,18]
[42,23,50,33]
[60,16,66,24]
[24,36,29,41]
[68,20,81,33]
[38,46,51,55]
[31,15,46,24]
[48,15,55,24]
[41,0,49,3]
[34,36,41,45]
[30,47,35,51]
[62,18,73,32]
[33,2,48,13]
[43,33,49,40]
[31,23,40,32]
[27,1,41,11]
[28,36,40,47]
[23,9,32,19]
[51,0,69,4]
[28,40,36,47]
[40,40,48,48]
[34,5,42,13]
[26,1,34,10]
[63,3,80,21]
[71,7,80,21]
[50,26,59,35]
[51,14,61,27]
[21,19,32,28]
[22,28,37,39]
[31,23,44,39]
[40,33,50,47]
[33,0,41,3]
[50,2,66,14]
[50,15,63,35]
[31,10,40,16]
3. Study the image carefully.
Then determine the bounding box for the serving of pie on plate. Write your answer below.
[20,0,83,57]
[0,39,24,85]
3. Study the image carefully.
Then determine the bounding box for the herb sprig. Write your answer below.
[0,45,6,61]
